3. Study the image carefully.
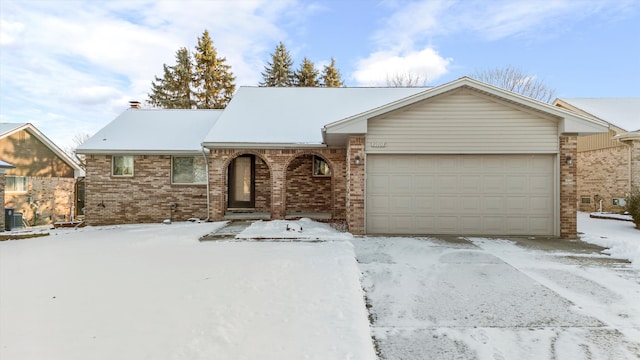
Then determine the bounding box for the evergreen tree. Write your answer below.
[193,30,236,109]
[321,57,344,87]
[260,42,294,87]
[148,47,195,109]
[294,57,319,87]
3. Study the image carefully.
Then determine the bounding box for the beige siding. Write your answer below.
[366,88,559,154]
[577,130,623,152]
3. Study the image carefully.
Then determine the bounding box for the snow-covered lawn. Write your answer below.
[1,213,638,359]
[0,222,374,360]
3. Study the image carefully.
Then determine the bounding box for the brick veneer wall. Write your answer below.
[84,155,208,225]
[560,136,578,238]
[285,154,332,214]
[0,172,5,230]
[577,145,629,212]
[207,148,346,221]
[346,136,365,234]
[4,176,75,226]
[631,140,640,191]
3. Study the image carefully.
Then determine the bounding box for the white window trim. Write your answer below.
[171,156,207,185]
[5,175,29,193]
[112,155,134,177]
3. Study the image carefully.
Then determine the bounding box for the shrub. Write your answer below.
[626,189,640,229]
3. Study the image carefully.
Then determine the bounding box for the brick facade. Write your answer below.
[577,145,629,212]
[560,136,578,238]
[631,140,640,191]
[207,148,347,221]
[346,136,366,234]
[4,176,75,226]
[84,155,208,225]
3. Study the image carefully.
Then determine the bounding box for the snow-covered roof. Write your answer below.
[77,109,222,154]
[0,160,14,168]
[202,86,427,147]
[555,98,640,132]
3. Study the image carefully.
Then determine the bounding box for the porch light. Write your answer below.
[565,155,573,165]
[354,155,362,165]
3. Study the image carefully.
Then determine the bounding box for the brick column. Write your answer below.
[208,154,226,221]
[346,136,366,234]
[560,136,578,238]
[270,162,286,220]
[0,171,5,231]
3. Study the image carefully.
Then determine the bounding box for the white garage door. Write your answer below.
[366,154,555,235]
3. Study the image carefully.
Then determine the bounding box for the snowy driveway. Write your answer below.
[353,235,640,359]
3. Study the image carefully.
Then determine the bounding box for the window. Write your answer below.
[5,176,28,193]
[580,196,591,204]
[313,156,331,177]
[172,156,206,184]
[612,198,626,207]
[112,156,134,176]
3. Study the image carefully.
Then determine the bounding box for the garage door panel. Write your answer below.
[366,154,554,235]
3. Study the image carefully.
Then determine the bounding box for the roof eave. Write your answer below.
[202,142,327,149]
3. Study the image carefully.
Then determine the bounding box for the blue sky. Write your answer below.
[1,0,639,149]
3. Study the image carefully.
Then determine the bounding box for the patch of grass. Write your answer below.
[0,232,50,241]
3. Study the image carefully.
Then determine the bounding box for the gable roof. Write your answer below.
[323,77,609,145]
[0,122,84,176]
[0,160,14,169]
[553,98,640,132]
[77,109,222,154]
[202,86,427,147]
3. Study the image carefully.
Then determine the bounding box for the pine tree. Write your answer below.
[193,30,236,109]
[260,42,294,87]
[148,47,195,109]
[321,57,344,87]
[294,57,319,87]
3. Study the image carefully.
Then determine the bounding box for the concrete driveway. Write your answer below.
[352,236,640,360]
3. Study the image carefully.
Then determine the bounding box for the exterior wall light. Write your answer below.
[566,155,573,165]
[354,155,362,165]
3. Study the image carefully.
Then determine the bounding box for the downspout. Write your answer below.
[201,147,210,222]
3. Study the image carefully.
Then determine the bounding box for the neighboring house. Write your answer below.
[1,160,14,230]
[0,123,84,226]
[78,77,608,238]
[553,98,640,213]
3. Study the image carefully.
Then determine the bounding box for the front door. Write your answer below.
[228,155,255,208]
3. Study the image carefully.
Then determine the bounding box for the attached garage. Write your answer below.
[322,77,609,237]
[366,154,555,235]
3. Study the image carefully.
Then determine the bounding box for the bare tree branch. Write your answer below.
[471,65,556,103]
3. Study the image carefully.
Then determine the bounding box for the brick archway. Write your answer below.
[284,153,334,218]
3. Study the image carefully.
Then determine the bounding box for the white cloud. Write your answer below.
[353,48,451,86]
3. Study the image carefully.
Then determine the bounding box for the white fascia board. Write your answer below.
[202,142,327,149]
[323,117,367,134]
[559,116,609,135]
[76,149,205,156]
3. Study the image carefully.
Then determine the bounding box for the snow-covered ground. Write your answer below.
[1,214,638,359]
[0,222,374,360]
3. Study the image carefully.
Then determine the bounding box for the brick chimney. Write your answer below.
[129,101,141,109]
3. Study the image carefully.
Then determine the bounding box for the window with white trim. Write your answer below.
[172,156,206,184]
[6,176,28,193]
[112,156,134,176]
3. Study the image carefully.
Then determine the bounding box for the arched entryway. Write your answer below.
[226,154,271,215]
[284,154,333,219]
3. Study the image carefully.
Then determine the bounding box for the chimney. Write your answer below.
[129,101,141,109]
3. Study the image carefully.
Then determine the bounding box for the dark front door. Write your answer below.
[228,155,255,208]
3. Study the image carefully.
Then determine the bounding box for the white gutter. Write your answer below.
[201,147,211,222]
